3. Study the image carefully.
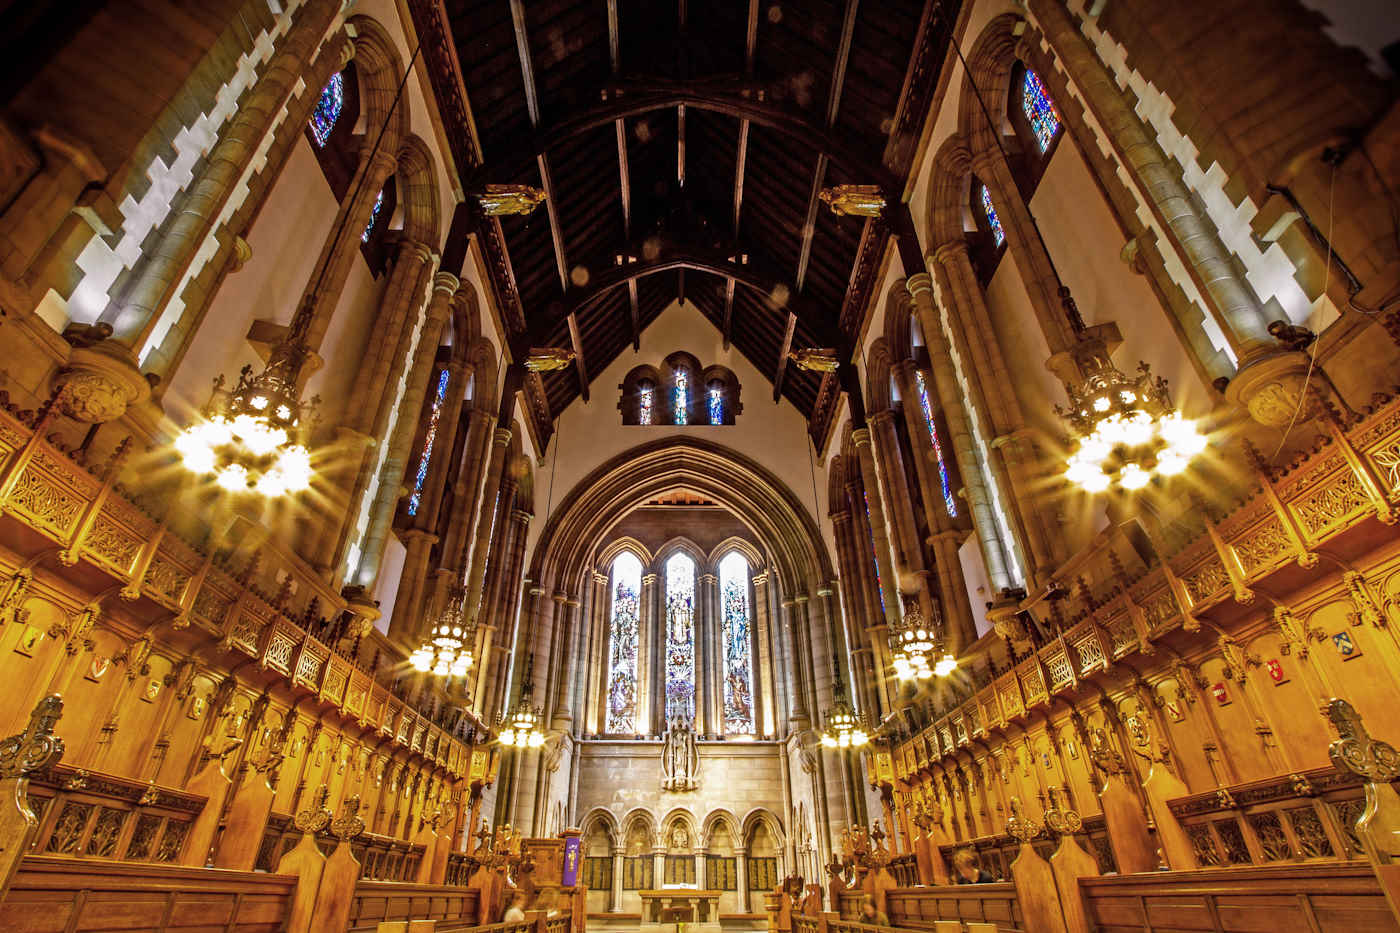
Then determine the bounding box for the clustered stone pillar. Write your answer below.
[584,570,610,733]
[867,409,940,627]
[751,570,782,736]
[904,276,1018,602]
[638,571,659,733]
[610,846,624,911]
[697,572,719,737]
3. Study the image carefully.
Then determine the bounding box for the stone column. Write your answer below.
[101,0,344,350]
[1025,0,1275,365]
[610,846,624,912]
[463,427,513,619]
[546,593,577,729]
[751,571,780,737]
[698,572,719,736]
[904,277,1018,595]
[851,428,902,622]
[780,598,809,727]
[736,852,749,912]
[353,270,458,591]
[479,507,530,722]
[586,570,610,734]
[868,410,939,626]
[639,572,659,733]
[652,846,665,891]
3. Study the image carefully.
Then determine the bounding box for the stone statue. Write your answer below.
[661,718,699,791]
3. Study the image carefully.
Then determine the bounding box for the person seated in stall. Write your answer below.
[504,891,528,922]
[858,895,889,926]
[951,848,995,884]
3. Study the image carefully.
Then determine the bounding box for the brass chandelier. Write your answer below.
[820,656,870,749]
[409,585,476,680]
[889,597,956,681]
[1058,347,1206,493]
[498,654,545,749]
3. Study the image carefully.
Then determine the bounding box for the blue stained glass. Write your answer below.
[673,370,689,425]
[362,188,385,243]
[719,552,754,735]
[914,370,958,519]
[1021,69,1061,153]
[664,553,696,724]
[309,72,344,147]
[639,384,654,425]
[980,185,1005,247]
[708,385,723,425]
[406,369,450,516]
[863,491,885,615]
[606,552,643,733]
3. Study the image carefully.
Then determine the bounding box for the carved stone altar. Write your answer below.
[639,889,721,933]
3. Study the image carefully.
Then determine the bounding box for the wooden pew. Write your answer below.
[0,854,296,932]
[883,884,1023,932]
[1079,861,1399,932]
[346,879,483,931]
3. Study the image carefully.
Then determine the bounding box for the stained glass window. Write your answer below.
[407,369,449,516]
[914,370,958,519]
[362,188,385,243]
[673,370,689,425]
[864,491,885,614]
[708,385,723,425]
[664,552,696,724]
[719,552,755,735]
[606,552,643,733]
[639,383,654,425]
[1021,69,1061,153]
[979,185,1005,247]
[309,72,344,147]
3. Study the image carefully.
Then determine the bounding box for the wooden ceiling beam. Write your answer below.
[462,86,899,195]
[607,0,639,351]
[511,0,587,402]
[778,0,860,406]
[724,0,760,352]
[772,311,797,403]
[529,248,840,347]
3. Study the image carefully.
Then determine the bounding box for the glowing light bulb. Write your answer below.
[1119,463,1150,490]
[217,464,248,492]
[934,654,957,677]
[821,734,838,748]
[1080,469,1111,494]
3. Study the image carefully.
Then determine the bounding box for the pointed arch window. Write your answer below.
[407,368,449,516]
[719,552,755,735]
[1021,69,1062,153]
[309,72,344,147]
[978,185,1005,247]
[708,383,724,425]
[606,552,643,734]
[914,370,958,519]
[639,382,655,425]
[673,369,690,425]
[664,553,696,723]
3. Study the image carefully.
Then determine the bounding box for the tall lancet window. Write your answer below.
[309,72,344,147]
[1021,69,1062,153]
[673,369,690,425]
[979,185,1005,247]
[664,553,696,723]
[914,370,958,519]
[606,552,643,734]
[719,552,755,735]
[407,369,449,516]
[362,188,386,243]
[863,491,885,615]
[639,383,654,425]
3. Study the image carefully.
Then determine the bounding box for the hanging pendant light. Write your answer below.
[889,596,957,681]
[409,584,476,680]
[1056,349,1206,493]
[498,653,544,748]
[820,685,870,749]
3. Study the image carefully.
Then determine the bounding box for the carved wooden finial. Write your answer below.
[332,795,365,841]
[1005,796,1041,843]
[293,785,332,834]
[0,694,65,779]
[1042,786,1083,837]
[1327,698,1400,782]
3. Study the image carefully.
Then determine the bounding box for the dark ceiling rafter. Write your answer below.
[774,0,861,404]
[461,85,902,196]
[606,0,641,351]
[528,248,841,348]
[723,0,761,352]
[510,0,589,401]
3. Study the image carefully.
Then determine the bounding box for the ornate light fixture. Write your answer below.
[820,656,870,749]
[409,585,476,680]
[173,328,317,497]
[818,184,886,218]
[476,184,546,216]
[498,654,545,749]
[888,596,957,681]
[1057,346,1206,493]
[524,347,576,372]
[789,348,841,373]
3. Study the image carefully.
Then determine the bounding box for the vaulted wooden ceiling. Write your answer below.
[411,0,957,439]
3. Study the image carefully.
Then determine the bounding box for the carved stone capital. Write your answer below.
[1224,351,1322,428]
[52,343,150,424]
